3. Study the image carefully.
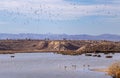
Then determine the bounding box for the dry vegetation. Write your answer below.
[108,62,120,78]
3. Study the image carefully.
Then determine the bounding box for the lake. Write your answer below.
[0,52,119,78]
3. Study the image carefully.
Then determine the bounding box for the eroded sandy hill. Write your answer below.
[0,40,120,54]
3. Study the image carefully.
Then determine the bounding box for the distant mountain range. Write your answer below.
[0,33,120,41]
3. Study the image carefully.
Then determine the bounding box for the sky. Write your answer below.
[0,0,120,35]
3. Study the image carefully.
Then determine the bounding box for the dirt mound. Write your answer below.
[47,41,79,51]
[63,42,79,50]
[77,41,120,53]
[36,41,48,49]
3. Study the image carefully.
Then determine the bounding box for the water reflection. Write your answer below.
[0,53,119,78]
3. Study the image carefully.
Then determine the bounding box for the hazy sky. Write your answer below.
[0,0,120,35]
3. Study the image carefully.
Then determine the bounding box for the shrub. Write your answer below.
[108,62,120,78]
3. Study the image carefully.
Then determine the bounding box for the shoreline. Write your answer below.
[90,68,109,73]
[0,50,120,55]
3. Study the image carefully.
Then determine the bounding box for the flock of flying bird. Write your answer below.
[0,0,116,25]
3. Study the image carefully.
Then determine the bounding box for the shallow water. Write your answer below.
[0,53,119,78]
